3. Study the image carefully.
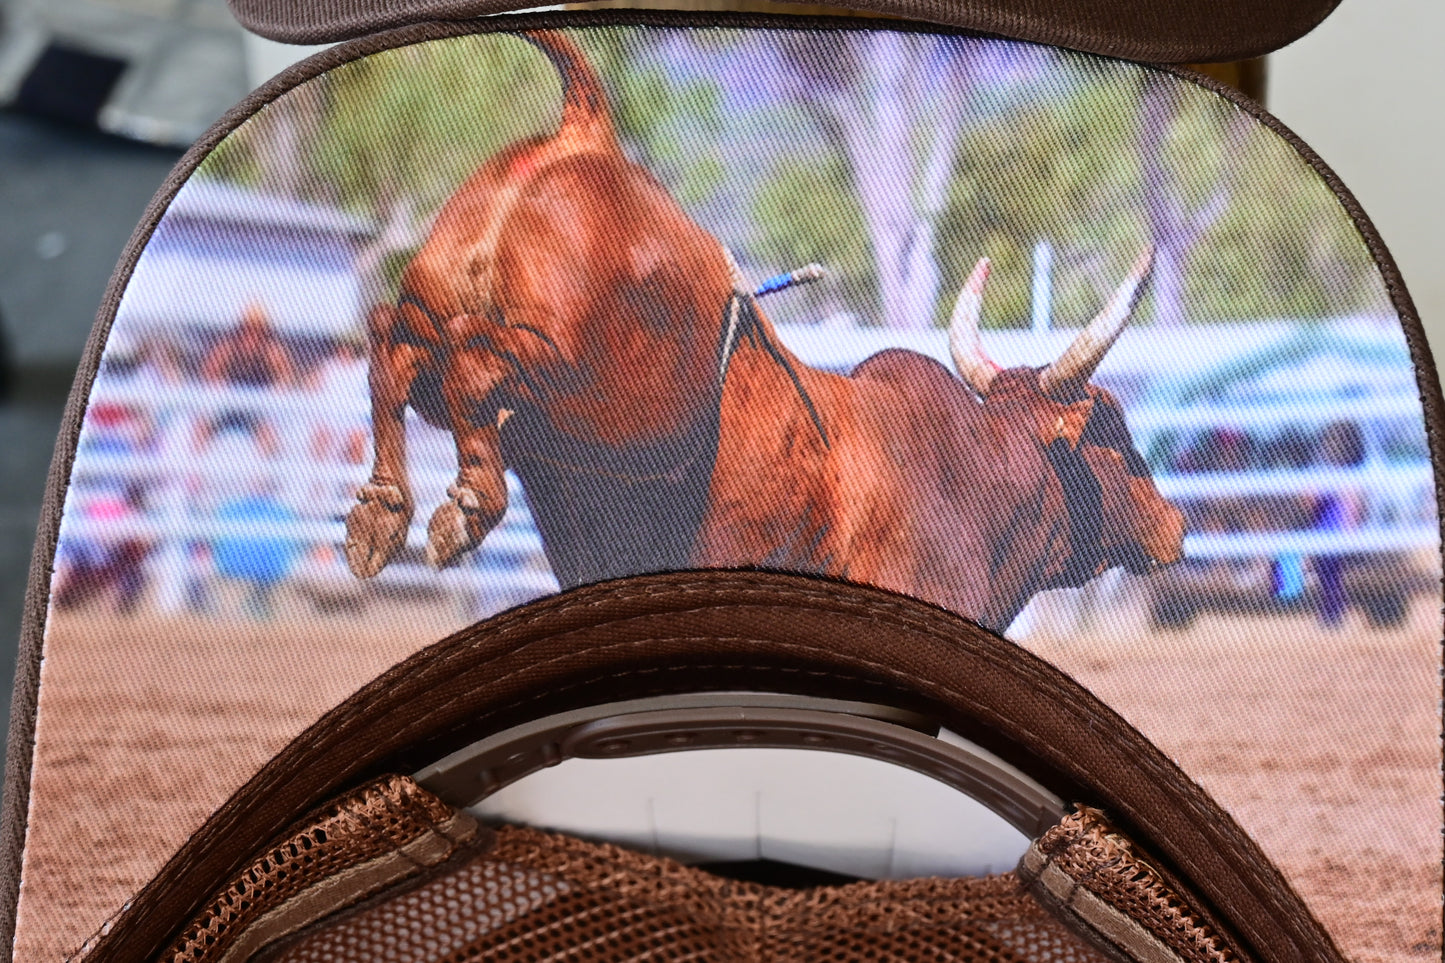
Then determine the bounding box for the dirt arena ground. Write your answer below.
[13,597,1442,962]
[1029,597,1442,963]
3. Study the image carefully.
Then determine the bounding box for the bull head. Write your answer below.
[948,246,1184,581]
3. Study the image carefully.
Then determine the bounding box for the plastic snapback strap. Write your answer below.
[413,692,1067,839]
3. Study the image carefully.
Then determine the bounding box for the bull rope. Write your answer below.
[717,248,830,449]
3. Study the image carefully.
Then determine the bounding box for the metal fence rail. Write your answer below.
[63,338,1438,616]
[65,378,556,614]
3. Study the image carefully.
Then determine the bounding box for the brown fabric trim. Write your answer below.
[206,813,478,963]
[223,0,1340,63]
[1026,861,1180,963]
[66,571,1343,963]
[0,13,1435,963]
[1018,808,1236,963]
[69,776,479,963]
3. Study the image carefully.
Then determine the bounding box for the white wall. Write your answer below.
[1271,0,1445,382]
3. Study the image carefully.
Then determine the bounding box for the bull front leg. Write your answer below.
[346,308,424,578]
[426,423,508,569]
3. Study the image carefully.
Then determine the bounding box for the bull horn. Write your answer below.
[1038,245,1154,397]
[949,257,1000,396]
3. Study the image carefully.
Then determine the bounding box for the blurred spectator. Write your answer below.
[52,483,151,613]
[82,402,152,456]
[212,489,299,620]
[1313,421,1366,628]
[104,331,185,387]
[202,302,296,388]
[137,336,187,385]
[1262,427,1313,472]
[307,329,369,466]
[1174,428,1270,585]
[1265,428,1316,604]
[201,302,295,446]
[1171,428,1254,474]
[182,417,279,615]
[195,412,282,461]
[308,330,368,397]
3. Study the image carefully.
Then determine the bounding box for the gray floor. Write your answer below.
[0,110,183,737]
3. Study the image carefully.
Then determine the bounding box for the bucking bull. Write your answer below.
[345,30,1185,631]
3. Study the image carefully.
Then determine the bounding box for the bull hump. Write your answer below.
[459,143,627,294]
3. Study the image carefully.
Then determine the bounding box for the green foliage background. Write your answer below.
[198,27,1391,329]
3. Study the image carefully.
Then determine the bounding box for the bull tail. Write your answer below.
[517,30,615,144]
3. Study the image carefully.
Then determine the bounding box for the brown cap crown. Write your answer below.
[225,0,1342,62]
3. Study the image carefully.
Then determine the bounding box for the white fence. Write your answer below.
[63,379,557,616]
[60,332,1439,616]
[1133,395,1437,559]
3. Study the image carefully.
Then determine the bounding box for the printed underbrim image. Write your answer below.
[6,19,1438,963]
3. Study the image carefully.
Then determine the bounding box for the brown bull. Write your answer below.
[345,30,1184,631]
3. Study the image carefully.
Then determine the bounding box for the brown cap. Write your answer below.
[223,0,1342,62]
[3,15,1438,963]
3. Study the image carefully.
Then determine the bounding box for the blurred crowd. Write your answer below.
[53,303,1420,630]
[53,303,371,618]
[1166,422,1368,627]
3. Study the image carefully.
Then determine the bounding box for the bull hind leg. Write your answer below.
[346,311,424,578]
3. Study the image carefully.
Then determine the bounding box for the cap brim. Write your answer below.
[66,572,1344,963]
[225,0,1340,63]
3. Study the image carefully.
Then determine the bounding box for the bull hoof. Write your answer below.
[425,502,474,570]
[425,485,499,569]
[344,484,412,579]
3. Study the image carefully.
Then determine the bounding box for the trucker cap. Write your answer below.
[2,9,1439,963]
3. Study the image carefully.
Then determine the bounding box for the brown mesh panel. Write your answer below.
[267,824,1111,963]
[1018,807,1238,963]
[138,776,1247,963]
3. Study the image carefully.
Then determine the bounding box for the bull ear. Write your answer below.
[948,257,1000,397]
[1038,246,1154,397]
